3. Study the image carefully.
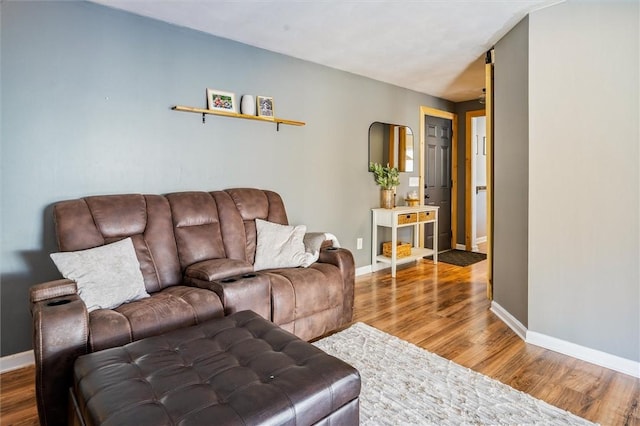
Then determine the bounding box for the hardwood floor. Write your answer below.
[352,258,639,426]
[1,257,638,425]
[1,364,38,425]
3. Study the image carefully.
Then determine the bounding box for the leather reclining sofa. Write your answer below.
[30,188,355,426]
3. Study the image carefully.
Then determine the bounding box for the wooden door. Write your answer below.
[424,115,452,252]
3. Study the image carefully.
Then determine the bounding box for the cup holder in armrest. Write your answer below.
[242,273,257,279]
[221,278,237,283]
[46,299,71,307]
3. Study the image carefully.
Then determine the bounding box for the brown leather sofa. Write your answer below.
[30,188,355,426]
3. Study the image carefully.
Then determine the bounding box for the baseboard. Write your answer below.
[526,331,640,379]
[490,301,527,340]
[491,301,640,378]
[0,350,35,373]
[475,236,487,244]
[455,244,466,250]
[356,265,373,276]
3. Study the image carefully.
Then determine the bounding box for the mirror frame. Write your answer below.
[368,121,414,172]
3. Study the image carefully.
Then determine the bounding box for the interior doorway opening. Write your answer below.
[465,110,488,253]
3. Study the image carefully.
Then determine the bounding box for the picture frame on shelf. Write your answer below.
[257,95,274,118]
[206,89,237,113]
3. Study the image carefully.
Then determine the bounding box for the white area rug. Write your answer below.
[313,322,597,426]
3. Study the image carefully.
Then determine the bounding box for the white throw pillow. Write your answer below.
[253,219,316,271]
[50,237,150,312]
[303,232,326,264]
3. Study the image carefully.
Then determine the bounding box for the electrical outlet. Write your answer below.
[356,238,363,250]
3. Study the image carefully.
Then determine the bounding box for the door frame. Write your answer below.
[419,106,458,251]
[465,109,486,251]
[485,58,494,300]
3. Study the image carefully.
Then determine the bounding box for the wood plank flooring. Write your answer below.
[1,257,638,425]
[351,259,639,426]
[1,364,38,425]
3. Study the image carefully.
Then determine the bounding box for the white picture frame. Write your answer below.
[206,88,237,113]
[256,95,274,118]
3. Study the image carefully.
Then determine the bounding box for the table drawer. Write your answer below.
[397,213,417,225]
[418,211,435,222]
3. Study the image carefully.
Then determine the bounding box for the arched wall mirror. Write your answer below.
[368,122,414,172]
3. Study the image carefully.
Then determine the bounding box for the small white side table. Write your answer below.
[371,206,439,277]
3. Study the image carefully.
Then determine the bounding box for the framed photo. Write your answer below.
[206,89,237,113]
[257,95,274,118]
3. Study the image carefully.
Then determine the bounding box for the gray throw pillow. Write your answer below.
[303,232,326,264]
[253,219,316,271]
[50,237,150,312]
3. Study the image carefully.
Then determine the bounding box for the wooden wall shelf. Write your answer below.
[172,105,305,131]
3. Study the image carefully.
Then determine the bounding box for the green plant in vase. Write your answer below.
[369,162,400,208]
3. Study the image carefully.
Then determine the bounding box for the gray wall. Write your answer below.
[493,16,530,327]
[0,1,452,356]
[527,1,639,361]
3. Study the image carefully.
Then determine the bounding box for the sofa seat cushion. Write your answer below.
[88,286,224,352]
[266,263,343,339]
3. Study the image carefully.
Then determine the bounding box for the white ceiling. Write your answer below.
[91,0,561,102]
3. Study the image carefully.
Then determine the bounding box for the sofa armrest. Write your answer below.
[31,292,89,426]
[185,258,253,281]
[318,247,355,323]
[30,278,77,304]
[190,273,271,320]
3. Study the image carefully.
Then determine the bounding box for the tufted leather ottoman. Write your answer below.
[70,310,360,425]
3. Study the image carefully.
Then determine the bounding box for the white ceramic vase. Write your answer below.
[240,95,256,116]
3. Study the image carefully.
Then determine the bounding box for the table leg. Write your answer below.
[433,216,438,264]
[371,214,377,272]
[391,226,397,277]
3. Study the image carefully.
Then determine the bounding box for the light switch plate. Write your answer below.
[409,177,419,187]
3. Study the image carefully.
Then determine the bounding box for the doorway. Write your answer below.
[418,106,458,253]
[465,110,488,253]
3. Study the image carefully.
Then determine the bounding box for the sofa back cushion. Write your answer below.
[53,194,182,293]
[224,188,289,264]
[166,192,228,269]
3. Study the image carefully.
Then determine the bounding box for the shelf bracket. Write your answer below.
[202,113,206,124]
[276,122,280,132]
